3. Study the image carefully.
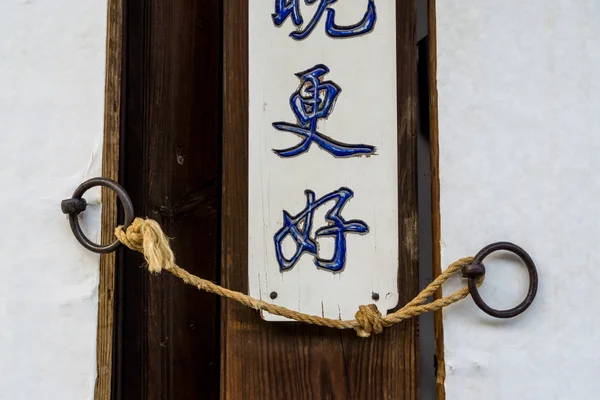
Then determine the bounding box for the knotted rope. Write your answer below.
[115,217,481,338]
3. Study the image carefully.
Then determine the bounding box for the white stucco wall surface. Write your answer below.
[437,1,600,399]
[0,1,107,399]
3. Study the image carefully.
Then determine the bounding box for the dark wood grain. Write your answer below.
[221,1,419,399]
[114,0,221,398]
[95,1,124,399]
[428,1,446,399]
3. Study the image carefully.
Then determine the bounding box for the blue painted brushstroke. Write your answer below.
[272,0,377,40]
[274,188,369,273]
[273,64,375,158]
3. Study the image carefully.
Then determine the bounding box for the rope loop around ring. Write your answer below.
[108,217,538,338]
[60,179,538,336]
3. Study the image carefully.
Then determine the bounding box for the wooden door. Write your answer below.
[111,1,420,399]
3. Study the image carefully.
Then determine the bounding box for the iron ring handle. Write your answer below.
[464,242,539,319]
[61,178,134,254]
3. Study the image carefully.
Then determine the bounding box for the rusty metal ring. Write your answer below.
[61,178,134,254]
[466,242,538,319]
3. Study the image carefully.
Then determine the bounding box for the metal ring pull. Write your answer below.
[463,242,538,319]
[61,178,134,254]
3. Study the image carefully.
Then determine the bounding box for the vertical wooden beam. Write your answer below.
[221,0,250,397]
[95,1,124,398]
[115,0,222,398]
[222,1,419,398]
[427,1,445,399]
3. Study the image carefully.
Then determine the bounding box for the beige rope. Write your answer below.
[115,217,481,338]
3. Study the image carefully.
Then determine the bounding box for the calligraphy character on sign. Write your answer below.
[273,64,375,158]
[274,188,369,273]
[273,0,377,40]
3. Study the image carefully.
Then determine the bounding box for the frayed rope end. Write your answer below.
[115,217,176,274]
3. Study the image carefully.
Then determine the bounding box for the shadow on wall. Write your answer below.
[416,1,436,400]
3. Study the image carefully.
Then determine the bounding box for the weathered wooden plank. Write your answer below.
[222,1,419,398]
[115,0,221,398]
[95,0,124,399]
[427,1,446,399]
[248,1,400,323]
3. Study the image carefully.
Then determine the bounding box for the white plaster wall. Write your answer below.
[437,1,600,399]
[0,1,107,399]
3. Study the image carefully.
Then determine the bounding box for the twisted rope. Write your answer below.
[115,217,481,338]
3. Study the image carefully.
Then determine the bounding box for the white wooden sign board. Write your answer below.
[248,0,399,321]
[437,1,600,399]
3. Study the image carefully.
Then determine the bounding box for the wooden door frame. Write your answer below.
[427,1,445,399]
[97,0,425,398]
[96,0,124,398]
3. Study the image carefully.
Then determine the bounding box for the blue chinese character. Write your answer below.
[272,0,377,40]
[273,64,375,158]
[274,188,369,273]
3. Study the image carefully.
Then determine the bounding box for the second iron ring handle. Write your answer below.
[462,242,539,319]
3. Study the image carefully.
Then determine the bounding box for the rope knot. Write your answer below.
[115,218,145,252]
[115,217,176,274]
[354,304,389,338]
